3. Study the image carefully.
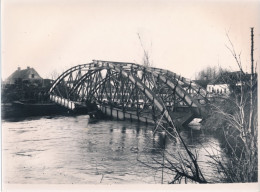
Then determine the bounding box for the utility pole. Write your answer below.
[250,27,254,135]
[161,131,166,184]
[251,28,254,75]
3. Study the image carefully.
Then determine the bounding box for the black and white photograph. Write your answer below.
[1,0,259,191]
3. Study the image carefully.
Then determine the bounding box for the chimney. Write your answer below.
[27,66,30,69]
[18,67,21,71]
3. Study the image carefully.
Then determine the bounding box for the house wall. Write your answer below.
[25,68,42,80]
[207,84,230,95]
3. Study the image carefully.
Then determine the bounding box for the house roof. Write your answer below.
[208,71,250,85]
[5,67,42,84]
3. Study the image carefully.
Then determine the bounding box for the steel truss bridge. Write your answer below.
[49,60,209,130]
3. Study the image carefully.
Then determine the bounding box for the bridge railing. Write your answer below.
[98,103,155,124]
[50,94,76,110]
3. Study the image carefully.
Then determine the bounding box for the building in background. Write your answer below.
[4,66,42,84]
[2,67,54,103]
[206,71,250,96]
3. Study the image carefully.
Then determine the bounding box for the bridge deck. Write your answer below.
[50,94,199,128]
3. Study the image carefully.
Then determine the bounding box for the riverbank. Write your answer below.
[199,96,258,183]
[1,102,74,120]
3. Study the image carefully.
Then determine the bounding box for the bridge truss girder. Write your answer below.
[49,60,209,129]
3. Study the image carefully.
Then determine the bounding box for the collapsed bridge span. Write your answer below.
[49,60,209,129]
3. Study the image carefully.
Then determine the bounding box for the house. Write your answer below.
[4,66,42,84]
[206,71,250,96]
[2,67,54,103]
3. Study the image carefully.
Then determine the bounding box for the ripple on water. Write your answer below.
[2,115,225,184]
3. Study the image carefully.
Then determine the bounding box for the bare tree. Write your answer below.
[204,28,258,182]
[137,33,153,67]
[136,33,208,183]
[48,69,60,80]
[137,128,208,183]
[195,66,229,81]
[141,28,258,184]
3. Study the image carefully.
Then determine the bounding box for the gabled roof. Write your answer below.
[208,71,250,85]
[5,67,42,84]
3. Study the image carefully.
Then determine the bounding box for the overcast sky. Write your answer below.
[2,0,260,80]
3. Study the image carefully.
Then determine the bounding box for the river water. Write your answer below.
[2,115,225,184]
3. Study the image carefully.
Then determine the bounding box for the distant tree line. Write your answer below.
[195,66,229,81]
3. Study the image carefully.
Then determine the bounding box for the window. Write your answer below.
[31,74,35,78]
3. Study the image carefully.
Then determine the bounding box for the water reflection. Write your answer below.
[2,115,224,184]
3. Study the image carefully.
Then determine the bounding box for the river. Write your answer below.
[2,115,225,184]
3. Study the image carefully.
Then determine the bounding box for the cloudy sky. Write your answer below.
[2,0,260,80]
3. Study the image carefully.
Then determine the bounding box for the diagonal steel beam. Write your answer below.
[93,60,176,129]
